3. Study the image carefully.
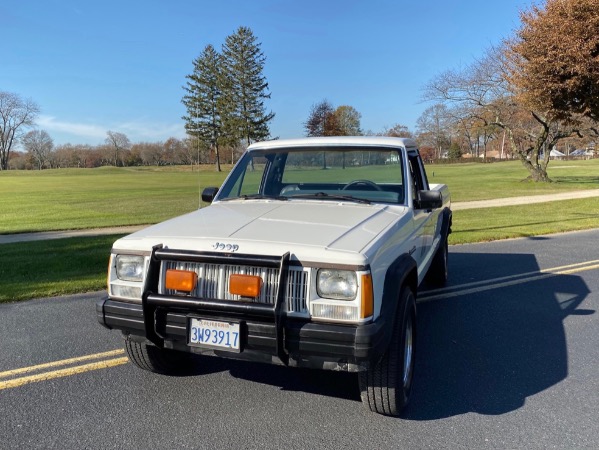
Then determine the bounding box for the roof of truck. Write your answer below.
[247,136,418,151]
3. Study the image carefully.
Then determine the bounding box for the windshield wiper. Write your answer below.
[239,194,288,201]
[291,192,371,204]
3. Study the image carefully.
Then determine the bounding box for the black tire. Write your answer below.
[359,287,417,416]
[124,337,194,375]
[427,238,448,286]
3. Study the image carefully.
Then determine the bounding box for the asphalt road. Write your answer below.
[1,229,598,449]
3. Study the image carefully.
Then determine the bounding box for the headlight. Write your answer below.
[115,255,144,282]
[317,269,357,300]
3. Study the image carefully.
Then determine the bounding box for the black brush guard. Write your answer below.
[142,246,291,365]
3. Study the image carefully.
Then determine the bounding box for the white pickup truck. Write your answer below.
[97,136,451,416]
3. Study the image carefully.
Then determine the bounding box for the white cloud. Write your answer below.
[118,120,185,141]
[37,115,106,140]
[36,115,185,145]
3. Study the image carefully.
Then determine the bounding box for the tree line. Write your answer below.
[6,133,235,170]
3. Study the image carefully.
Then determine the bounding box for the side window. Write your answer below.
[409,160,417,203]
[415,154,430,190]
[408,151,429,203]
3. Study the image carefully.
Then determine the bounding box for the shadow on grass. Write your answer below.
[553,176,599,185]
[454,211,599,236]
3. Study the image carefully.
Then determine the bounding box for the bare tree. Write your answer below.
[178,137,204,167]
[0,91,39,170]
[416,104,452,159]
[423,46,577,181]
[134,142,166,166]
[382,124,413,138]
[163,138,181,165]
[22,130,53,170]
[105,131,131,167]
[448,105,498,159]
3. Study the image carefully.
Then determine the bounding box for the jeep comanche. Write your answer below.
[97,136,451,416]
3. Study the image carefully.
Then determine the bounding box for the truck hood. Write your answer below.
[114,200,408,263]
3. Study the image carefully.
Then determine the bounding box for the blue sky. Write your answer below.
[2,0,531,147]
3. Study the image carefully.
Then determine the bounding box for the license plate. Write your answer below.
[189,318,240,352]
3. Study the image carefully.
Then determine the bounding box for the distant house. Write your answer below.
[570,149,594,159]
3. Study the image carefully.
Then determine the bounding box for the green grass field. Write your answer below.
[1,159,598,234]
[427,158,599,201]
[1,159,598,302]
[451,197,599,244]
[0,235,123,302]
[0,165,232,234]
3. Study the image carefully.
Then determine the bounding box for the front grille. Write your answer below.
[160,260,309,315]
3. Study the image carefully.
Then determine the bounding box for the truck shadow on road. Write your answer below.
[405,251,593,420]
[196,251,593,418]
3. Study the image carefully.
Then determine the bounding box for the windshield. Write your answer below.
[216,146,406,205]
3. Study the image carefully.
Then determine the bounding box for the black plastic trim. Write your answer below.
[142,249,292,365]
[441,207,453,237]
[98,297,387,367]
[375,253,418,362]
[97,298,145,334]
[155,248,282,268]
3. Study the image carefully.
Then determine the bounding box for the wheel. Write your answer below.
[124,336,194,375]
[359,287,417,416]
[342,179,382,191]
[427,238,448,286]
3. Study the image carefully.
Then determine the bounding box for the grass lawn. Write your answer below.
[427,158,599,202]
[1,160,598,301]
[0,235,123,303]
[1,160,598,234]
[0,165,231,234]
[450,197,599,244]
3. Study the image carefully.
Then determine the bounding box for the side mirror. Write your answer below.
[416,190,442,210]
[201,187,219,204]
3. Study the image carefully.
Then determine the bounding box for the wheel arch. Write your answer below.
[441,207,452,239]
[373,253,418,363]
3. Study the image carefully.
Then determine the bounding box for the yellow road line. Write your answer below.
[0,349,125,379]
[2,260,597,389]
[0,357,129,391]
[420,260,599,302]
[557,263,599,276]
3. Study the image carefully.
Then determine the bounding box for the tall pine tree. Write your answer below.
[182,44,224,171]
[221,26,275,147]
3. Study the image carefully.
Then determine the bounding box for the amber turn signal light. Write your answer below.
[360,274,374,318]
[165,269,198,292]
[229,274,263,298]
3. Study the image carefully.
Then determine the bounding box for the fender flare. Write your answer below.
[441,207,452,239]
[371,253,418,363]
